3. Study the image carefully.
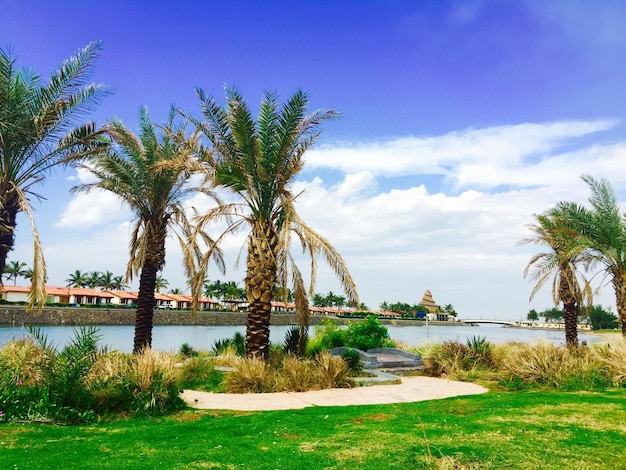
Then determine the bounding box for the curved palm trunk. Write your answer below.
[245,222,277,360]
[0,203,19,278]
[133,263,158,353]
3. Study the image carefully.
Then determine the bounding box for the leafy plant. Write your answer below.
[341,348,364,376]
[212,332,246,357]
[344,315,394,351]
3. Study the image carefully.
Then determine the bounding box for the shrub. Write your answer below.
[283,326,307,356]
[341,348,363,376]
[179,343,199,359]
[344,316,394,351]
[212,332,245,357]
[593,339,626,386]
[307,319,346,356]
[315,352,353,389]
[225,357,275,393]
[277,355,319,392]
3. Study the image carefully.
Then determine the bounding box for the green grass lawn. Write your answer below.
[1,388,625,469]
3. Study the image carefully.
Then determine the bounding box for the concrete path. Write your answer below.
[181,376,488,411]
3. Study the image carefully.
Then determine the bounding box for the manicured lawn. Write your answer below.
[1,389,625,469]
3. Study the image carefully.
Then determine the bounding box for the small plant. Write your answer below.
[277,355,319,392]
[283,326,307,356]
[315,352,353,389]
[212,332,245,357]
[225,356,274,393]
[179,343,198,359]
[340,348,364,376]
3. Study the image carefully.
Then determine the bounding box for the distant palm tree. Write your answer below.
[65,270,88,288]
[191,87,358,357]
[0,41,109,311]
[522,206,592,347]
[73,106,223,353]
[111,275,128,291]
[155,276,169,293]
[169,287,182,295]
[85,271,103,289]
[99,270,116,290]
[3,260,28,285]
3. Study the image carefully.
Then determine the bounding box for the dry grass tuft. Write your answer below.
[315,351,353,389]
[593,338,626,386]
[276,355,319,392]
[0,338,46,386]
[225,356,275,393]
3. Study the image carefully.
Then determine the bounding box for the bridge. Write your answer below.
[462,319,515,326]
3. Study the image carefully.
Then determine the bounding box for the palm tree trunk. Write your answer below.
[245,223,277,360]
[133,262,158,354]
[562,301,578,348]
[559,267,579,348]
[0,203,19,279]
[615,276,626,337]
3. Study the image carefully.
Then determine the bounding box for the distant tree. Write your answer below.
[416,305,430,314]
[527,309,539,321]
[99,270,116,290]
[111,275,128,291]
[539,307,564,322]
[155,276,169,293]
[169,287,182,295]
[3,260,28,285]
[443,304,458,317]
[22,268,34,283]
[588,305,619,330]
[379,301,389,311]
[66,270,88,288]
[85,271,103,289]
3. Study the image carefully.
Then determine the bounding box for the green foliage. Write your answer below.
[179,342,199,358]
[588,305,619,330]
[283,325,307,355]
[0,330,185,423]
[344,316,394,350]
[526,309,539,321]
[179,357,225,392]
[212,332,246,356]
[340,348,363,376]
[307,319,346,356]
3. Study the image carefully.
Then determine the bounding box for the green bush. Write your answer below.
[341,348,363,376]
[212,332,245,356]
[344,316,394,351]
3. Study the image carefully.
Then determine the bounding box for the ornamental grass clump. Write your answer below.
[315,351,353,389]
[498,341,611,390]
[225,356,275,393]
[592,339,626,386]
[276,354,319,392]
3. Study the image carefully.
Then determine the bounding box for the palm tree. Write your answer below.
[65,270,88,288]
[73,106,223,353]
[2,260,28,285]
[0,41,109,310]
[522,206,592,347]
[85,271,103,289]
[565,175,626,336]
[155,275,169,293]
[111,275,128,291]
[169,287,182,295]
[99,270,116,290]
[191,87,358,358]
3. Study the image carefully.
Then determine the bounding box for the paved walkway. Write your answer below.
[181,376,488,411]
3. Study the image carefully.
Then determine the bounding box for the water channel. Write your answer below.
[0,322,601,353]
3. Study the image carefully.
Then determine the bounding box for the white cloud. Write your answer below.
[56,189,129,228]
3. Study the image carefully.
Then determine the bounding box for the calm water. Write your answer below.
[0,323,600,353]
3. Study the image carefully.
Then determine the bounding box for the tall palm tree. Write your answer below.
[522,206,592,347]
[3,260,27,285]
[0,41,109,310]
[73,106,223,353]
[566,175,626,336]
[66,270,88,288]
[99,270,116,290]
[191,87,358,358]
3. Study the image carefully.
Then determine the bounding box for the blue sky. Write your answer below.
[2,0,626,319]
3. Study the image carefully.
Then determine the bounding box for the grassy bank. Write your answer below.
[1,389,625,469]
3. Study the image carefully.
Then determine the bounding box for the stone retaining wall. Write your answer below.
[0,306,324,327]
